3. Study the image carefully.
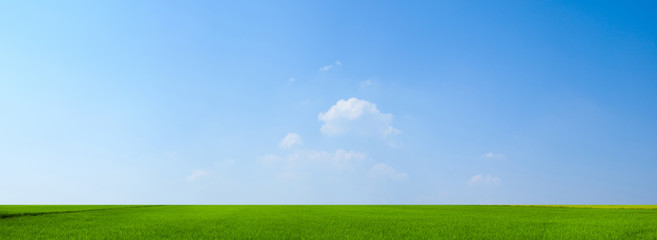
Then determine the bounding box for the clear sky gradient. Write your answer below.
[1,1,656,204]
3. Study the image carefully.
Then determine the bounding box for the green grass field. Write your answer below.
[1,205,656,239]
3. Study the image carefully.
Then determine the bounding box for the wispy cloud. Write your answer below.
[279,133,302,149]
[319,61,342,71]
[360,80,374,88]
[282,149,367,169]
[468,174,501,186]
[368,163,407,180]
[483,152,506,159]
[186,170,211,182]
[262,148,367,169]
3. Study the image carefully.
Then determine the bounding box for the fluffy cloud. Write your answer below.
[186,170,210,182]
[468,174,501,185]
[368,163,407,180]
[318,98,401,137]
[279,133,302,149]
[483,152,506,159]
[319,60,342,71]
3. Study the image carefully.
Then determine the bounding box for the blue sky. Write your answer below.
[1,1,656,204]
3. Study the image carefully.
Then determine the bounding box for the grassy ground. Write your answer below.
[0,205,143,218]
[512,205,657,209]
[1,205,656,239]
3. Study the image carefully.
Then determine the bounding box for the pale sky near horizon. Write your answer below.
[1,1,656,204]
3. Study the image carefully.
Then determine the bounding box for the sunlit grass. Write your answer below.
[1,205,656,239]
[513,205,657,209]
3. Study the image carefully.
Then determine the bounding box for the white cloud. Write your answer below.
[368,163,407,180]
[319,65,333,71]
[483,152,506,159]
[383,126,402,137]
[468,174,501,186]
[279,133,302,149]
[318,98,401,137]
[186,170,210,182]
[319,61,342,71]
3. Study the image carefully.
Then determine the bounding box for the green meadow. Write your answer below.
[1,205,656,239]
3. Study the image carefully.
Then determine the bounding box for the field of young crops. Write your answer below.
[1,205,656,239]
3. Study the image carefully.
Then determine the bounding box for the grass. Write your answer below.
[516,205,657,209]
[1,205,656,239]
[0,205,144,218]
